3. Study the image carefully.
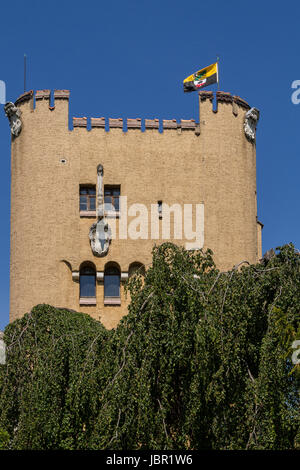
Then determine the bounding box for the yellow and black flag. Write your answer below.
[183,62,218,92]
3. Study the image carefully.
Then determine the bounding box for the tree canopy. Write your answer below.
[0,243,299,450]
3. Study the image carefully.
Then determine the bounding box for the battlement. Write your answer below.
[12,89,255,136]
[14,89,34,106]
[198,90,249,107]
[72,116,197,131]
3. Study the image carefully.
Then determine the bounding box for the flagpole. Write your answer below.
[216,55,220,90]
[24,54,27,92]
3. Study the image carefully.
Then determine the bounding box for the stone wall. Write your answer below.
[9,89,261,328]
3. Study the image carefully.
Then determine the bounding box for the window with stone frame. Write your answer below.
[104,266,120,298]
[128,262,146,278]
[80,265,96,299]
[104,264,121,305]
[104,185,120,213]
[80,185,96,212]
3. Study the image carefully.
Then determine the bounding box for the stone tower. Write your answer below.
[7,89,262,328]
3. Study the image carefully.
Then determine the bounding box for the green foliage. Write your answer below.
[0,428,9,450]
[0,243,299,450]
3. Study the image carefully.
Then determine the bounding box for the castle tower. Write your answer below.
[7,89,261,328]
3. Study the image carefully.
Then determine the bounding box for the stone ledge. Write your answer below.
[104,297,121,305]
[105,210,120,218]
[109,118,123,128]
[35,89,50,100]
[72,271,79,281]
[80,297,97,305]
[145,119,159,129]
[91,117,105,128]
[127,118,142,129]
[80,210,96,217]
[54,89,70,99]
[73,117,87,127]
[180,119,196,129]
[163,119,177,129]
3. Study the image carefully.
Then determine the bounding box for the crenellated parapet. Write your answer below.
[91,117,105,128]
[127,118,142,129]
[73,117,87,127]
[163,119,177,129]
[145,119,159,129]
[109,118,123,128]
[72,117,198,132]
[199,90,250,111]
[14,90,34,106]
[54,89,70,100]
[14,89,69,107]
[35,89,50,100]
[9,89,259,142]
[199,90,214,102]
[12,89,254,115]
[198,90,259,142]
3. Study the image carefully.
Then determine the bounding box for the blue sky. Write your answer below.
[0,0,299,329]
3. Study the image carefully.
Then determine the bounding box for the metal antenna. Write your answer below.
[24,54,27,92]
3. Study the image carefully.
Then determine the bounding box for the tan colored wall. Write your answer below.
[257,221,263,261]
[9,89,261,328]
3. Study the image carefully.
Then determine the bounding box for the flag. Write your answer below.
[183,62,218,92]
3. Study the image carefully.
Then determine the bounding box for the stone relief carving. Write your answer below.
[89,219,112,257]
[244,107,260,143]
[89,164,112,256]
[4,102,22,137]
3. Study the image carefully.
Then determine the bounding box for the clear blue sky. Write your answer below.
[0,0,299,329]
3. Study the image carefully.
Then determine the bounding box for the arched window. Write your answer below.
[80,264,96,299]
[104,265,120,300]
[128,262,145,278]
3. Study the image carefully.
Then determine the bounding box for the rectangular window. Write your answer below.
[80,186,96,213]
[104,267,121,305]
[104,185,120,213]
[79,266,96,305]
[80,274,96,298]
